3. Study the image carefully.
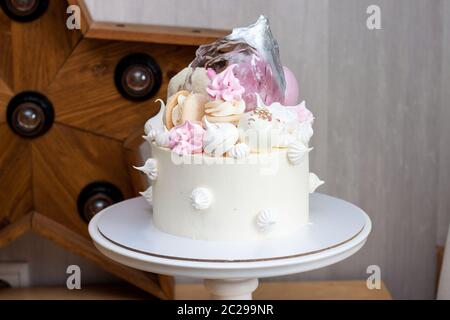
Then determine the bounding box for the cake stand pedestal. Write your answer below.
[88,193,371,300]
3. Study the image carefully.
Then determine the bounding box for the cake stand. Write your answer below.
[88,193,371,300]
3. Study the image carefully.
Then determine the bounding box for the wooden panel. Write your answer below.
[32,124,133,238]
[0,213,32,248]
[47,39,195,141]
[10,0,81,91]
[0,9,12,92]
[0,78,12,124]
[86,21,228,46]
[32,213,168,299]
[0,125,33,224]
[175,281,392,300]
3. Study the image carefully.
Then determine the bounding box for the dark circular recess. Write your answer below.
[77,182,124,223]
[6,91,54,138]
[114,53,162,101]
[0,0,49,23]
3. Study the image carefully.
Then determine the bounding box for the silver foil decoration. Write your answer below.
[190,15,286,110]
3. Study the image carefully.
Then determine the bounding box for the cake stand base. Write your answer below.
[204,278,259,300]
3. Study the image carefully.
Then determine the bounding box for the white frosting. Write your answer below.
[190,188,213,210]
[151,145,309,241]
[140,186,153,204]
[297,123,314,146]
[155,131,170,148]
[309,172,324,193]
[203,119,239,157]
[134,158,158,181]
[256,209,277,232]
[227,143,250,160]
[287,141,313,166]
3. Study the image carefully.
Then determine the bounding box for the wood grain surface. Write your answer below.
[31,124,133,238]
[0,125,33,225]
[0,213,32,249]
[47,39,195,141]
[0,78,11,124]
[176,280,393,300]
[0,9,12,92]
[32,213,169,299]
[9,0,81,92]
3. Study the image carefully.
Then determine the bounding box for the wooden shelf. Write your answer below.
[176,280,392,300]
[0,281,392,300]
[85,21,229,47]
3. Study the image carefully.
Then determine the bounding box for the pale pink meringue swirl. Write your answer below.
[206,64,245,102]
[297,102,314,124]
[169,121,205,155]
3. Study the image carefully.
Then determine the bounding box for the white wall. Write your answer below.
[1,0,448,299]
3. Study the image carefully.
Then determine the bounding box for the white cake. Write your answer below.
[135,16,324,242]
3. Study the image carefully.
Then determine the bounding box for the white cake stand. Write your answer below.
[88,193,371,300]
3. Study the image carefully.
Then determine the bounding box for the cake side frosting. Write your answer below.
[151,145,310,241]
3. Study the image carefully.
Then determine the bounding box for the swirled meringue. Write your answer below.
[227,143,250,160]
[190,188,213,210]
[140,186,153,204]
[143,99,166,142]
[256,209,277,232]
[155,131,170,148]
[287,141,312,166]
[143,128,159,143]
[203,118,239,157]
[207,64,245,102]
[309,173,324,193]
[134,158,158,180]
[169,121,205,155]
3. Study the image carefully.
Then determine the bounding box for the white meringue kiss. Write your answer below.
[256,209,277,232]
[143,99,168,144]
[134,158,158,180]
[190,188,213,210]
[309,172,324,193]
[227,143,250,160]
[203,118,239,157]
[140,186,153,204]
[287,141,312,166]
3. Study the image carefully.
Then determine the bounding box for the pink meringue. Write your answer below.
[169,121,205,155]
[296,101,314,124]
[206,64,245,102]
